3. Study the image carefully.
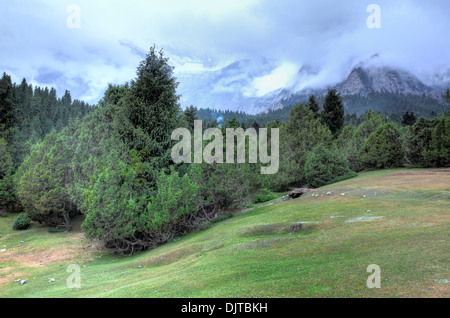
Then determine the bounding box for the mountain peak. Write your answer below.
[337,66,432,96]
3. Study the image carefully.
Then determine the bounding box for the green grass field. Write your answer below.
[1,168,449,298]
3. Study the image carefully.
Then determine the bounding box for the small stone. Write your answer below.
[49,278,55,282]
[341,193,345,196]
[326,192,332,195]
[20,280,27,286]
[0,249,5,252]
[362,195,367,198]
[367,210,371,213]
[434,278,448,283]
[138,265,142,268]
[315,194,319,197]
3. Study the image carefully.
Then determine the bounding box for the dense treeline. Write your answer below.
[195,90,447,128]
[10,48,267,254]
[0,72,93,213]
[343,91,446,116]
[0,73,92,166]
[2,48,449,255]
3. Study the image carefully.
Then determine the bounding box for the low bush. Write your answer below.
[12,213,31,230]
[304,144,357,188]
[252,190,277,204]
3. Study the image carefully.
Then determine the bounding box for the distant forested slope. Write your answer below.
[195,90,447,127]
[0,72,93,167]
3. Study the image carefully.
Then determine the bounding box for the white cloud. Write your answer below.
[0,0,449,106]
[245,62,300,97]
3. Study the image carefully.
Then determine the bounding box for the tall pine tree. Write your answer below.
[306,94,320,118]
[116,46,180,167]
[321,89,344,137]
[183,105,198,132]
[0,73,15,138]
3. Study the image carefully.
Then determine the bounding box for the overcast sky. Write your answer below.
[1,0,449,105]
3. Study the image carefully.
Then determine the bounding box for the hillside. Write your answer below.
[1,168,448,298]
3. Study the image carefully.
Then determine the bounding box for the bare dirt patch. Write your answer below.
[351,169,450,192]
[1,244,85,267]
[0,232,105,268]
[0,269,24,287]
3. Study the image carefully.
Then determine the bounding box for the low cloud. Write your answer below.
[1,0,448,105]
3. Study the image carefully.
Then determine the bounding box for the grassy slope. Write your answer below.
[1,168,449,298]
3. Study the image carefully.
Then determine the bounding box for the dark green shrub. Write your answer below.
[12,213,31,230]
[304,144,357,188]
[403,117,434,166]
[252,190,277,204]
[423,116,450,167]
[358,122,404,169]
[82,157,201,254]
[0,138,16,210]
[15,131,76,228]
[270,103,332,191]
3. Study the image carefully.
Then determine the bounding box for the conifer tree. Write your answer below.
[116,46,180,168]
[271,103,332,190]
[183,105,198,132]
[306,94,320,118]
[424,116,450,167]
[321,89,344,137]
[0,73,15,138]
[358,122,404,169]
[402,111,416,126]
[0,138,15,210]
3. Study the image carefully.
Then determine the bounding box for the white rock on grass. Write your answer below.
[49,278,56,282]
[20,280,27,286]
[433,279,449,283]
[326,192,332,195]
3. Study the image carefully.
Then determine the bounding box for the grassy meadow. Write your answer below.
[1,168,448,298]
